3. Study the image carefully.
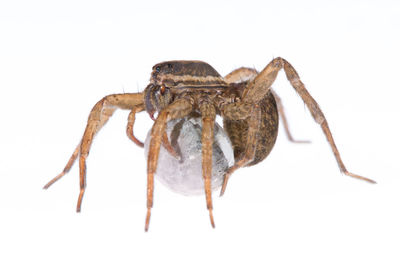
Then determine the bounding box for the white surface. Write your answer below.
[1,0,399,266]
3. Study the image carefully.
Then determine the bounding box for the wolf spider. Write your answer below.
[44,58,375,231]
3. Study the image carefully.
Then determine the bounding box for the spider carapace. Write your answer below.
[44,58,375,231]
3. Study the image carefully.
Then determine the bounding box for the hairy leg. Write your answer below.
[44,93,144,212]
[243,58,375,183]
[271,90,310,143]
[145,99,193,231]
[199,102,217,227]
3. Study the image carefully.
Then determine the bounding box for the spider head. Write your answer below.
[144,83,172,120]
[145,60,222,119]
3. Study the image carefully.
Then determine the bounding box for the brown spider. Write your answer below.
[44,58,376,231]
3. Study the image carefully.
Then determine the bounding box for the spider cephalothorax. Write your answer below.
[150,60,224,87]
[44,58,375,231]
[145,61,227,119]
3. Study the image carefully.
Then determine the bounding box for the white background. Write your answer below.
[1,0,399,266]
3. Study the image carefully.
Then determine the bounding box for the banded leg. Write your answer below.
[243,57,375,183]
[200,102,217,228]
[44,93,144,212]
[145,99,193,231]
[220,106,261,196]
[271,90,310,143]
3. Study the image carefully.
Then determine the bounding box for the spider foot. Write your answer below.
[76,189,85,212]
[220,173,231,197]
[220,163,239,196]
[43,172,65,189]
[209,209,215,228]
[343,171,376,184]
[289,139,311,144]
[145,208,152,232]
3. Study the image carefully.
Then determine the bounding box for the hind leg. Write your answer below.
[271,90,310,144]
[225,67,310,144]
[241,58,375,183]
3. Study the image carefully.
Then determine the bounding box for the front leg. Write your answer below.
[199,101,217,228]
[145,99,193,231]
[243,57,375,183]
[44,93,144,212]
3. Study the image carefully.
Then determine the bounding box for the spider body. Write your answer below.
[145,60,279,166]
[44,58,375,231]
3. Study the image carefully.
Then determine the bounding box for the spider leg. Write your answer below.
[161,131,181,160]
[271,90,310,144]
[224,67,308,143]
[126,104,181,159]
[220,106,261,196]
[126,104,145,147]
[145,99,193,231]
[77,93,145,211]
[44,101,117,190]
[224,68,308,143]
[243,57,376,183]
[44,93,144,212]
[43,142,80,189]
[224,67,258,83]
[199,102,217,228]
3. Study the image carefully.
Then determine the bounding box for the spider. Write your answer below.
[44,58,376,231]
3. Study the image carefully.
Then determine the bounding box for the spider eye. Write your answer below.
[167,63,173,69]
[155,66,161,72]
